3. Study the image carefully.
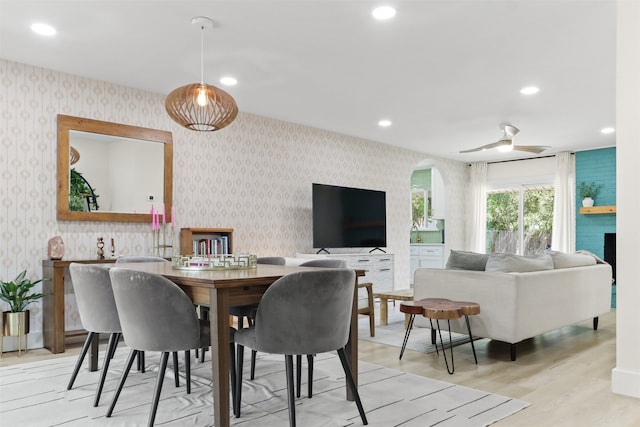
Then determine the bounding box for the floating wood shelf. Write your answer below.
[579,206,616,215]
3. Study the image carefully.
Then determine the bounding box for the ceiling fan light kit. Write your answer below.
[165,16,239,132]
[460,122,550,155]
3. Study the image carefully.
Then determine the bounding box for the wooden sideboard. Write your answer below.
[42,259,116,354]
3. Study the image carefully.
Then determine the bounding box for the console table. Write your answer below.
[42,259,116,355]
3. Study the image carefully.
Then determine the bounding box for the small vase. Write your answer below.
[582,197,594,207]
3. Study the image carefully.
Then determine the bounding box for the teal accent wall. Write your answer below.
[575,147,616,307]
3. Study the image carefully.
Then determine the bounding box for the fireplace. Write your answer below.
[604,233,616,284]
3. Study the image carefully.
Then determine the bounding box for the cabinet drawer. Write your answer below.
[418,246,443,257]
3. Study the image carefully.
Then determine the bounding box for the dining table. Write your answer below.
[108,261,363,427]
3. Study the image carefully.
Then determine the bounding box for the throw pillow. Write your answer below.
[445,250,490,270]
[547,251,597,269]
[485,253,554,273]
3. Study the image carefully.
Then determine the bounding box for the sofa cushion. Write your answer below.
[547,251,597,269]
[485,253,554,273]
[445,250,490,271]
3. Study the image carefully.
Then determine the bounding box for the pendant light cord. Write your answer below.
[200,25,205,86]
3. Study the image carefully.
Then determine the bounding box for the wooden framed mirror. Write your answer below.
[57,115,173,222]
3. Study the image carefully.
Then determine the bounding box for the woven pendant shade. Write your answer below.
[165,83,238,131]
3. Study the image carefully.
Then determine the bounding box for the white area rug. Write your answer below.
[0,346,528,426]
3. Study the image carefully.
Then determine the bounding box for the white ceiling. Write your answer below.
[0,0,617,162]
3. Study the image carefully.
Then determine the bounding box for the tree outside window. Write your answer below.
[486,186,554,254]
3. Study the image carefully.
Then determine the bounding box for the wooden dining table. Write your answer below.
[108,261,363,427]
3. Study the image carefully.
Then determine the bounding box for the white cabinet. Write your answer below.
[295,253,394,293]
[410,244,444,284]
[431,167,446,219]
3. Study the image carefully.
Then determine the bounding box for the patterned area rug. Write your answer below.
[0,346,529,426]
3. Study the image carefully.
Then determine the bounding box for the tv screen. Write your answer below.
[312,183,387,249]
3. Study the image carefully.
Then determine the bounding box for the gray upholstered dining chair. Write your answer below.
[106,268,237,425]
[235,269,368,426]
[115,255,169,373]
[244,256,287,379]
[67,263,122,407]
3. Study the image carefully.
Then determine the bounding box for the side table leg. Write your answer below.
[436,319,455,375]
[464,315,478,364]
[399,314,415,360]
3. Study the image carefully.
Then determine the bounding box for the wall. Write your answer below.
[612,0,640,399]
[0,59,469,349]
[575,147,616,258]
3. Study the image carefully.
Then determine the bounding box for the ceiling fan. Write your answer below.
[460,123,550,154]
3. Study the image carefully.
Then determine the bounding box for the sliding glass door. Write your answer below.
[486,185,554,255]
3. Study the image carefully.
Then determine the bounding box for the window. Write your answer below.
[411,168,432,229]
[486,185,554,255]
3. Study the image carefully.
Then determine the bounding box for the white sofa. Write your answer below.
[413,256,612,361]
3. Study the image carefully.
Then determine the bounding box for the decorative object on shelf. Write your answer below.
[110,237,116,258]
[172,254,257,271]
[47,236,65,260]
[97,237,105,259]
[1,270,46,356]
[577,181,603,207]
[151,204,174,258]
[165,16,238,132]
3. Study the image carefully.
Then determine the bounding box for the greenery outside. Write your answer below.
[486,187,554,254]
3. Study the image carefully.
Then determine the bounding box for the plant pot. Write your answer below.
[582,197,594,207]
[2,310,30,336]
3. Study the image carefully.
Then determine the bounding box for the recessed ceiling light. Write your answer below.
[220,76,237,86]
[520,86,539,95]
[372,6,396,20]
[378,119,392,127]
[31,22,56,36]
[601,127,615,134]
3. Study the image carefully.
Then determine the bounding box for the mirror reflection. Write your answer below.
[57,115,173,223]
[69,131,165,213]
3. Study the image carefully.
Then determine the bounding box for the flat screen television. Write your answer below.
[312,183,387,250]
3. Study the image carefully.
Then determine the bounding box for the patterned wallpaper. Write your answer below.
[0,59,469,349]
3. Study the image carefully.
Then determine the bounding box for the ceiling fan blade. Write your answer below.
[512,145,551,154]
[459,139,511,153]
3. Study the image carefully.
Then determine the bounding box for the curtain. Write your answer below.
[551,152,575,252]
[468,162,488,253]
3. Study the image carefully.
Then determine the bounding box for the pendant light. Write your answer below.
[165,16,238,131]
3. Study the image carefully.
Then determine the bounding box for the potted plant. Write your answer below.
[577,181,603,207]
[1,270,46,342]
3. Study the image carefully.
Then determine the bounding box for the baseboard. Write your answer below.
[611,367,640,398]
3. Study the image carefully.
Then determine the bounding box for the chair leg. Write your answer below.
[296,354,302,398]
[236,344,244,418]
[307,354,314,398]
[285,355,296,427]
[369,312,375,337]
[230,341,238,417]
[106,349,138,418]
[337,348,368,425]
[138,350,146,373]
[67,331,94,390]
[148,352,169,427]
[172,352,180,387]
[94,332,119,407]
[250,349,257,380]
[185,350,191,394]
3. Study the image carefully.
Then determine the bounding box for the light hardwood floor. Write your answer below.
[2,308,638,426]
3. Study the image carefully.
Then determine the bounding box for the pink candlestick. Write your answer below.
[162,203,166,224]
